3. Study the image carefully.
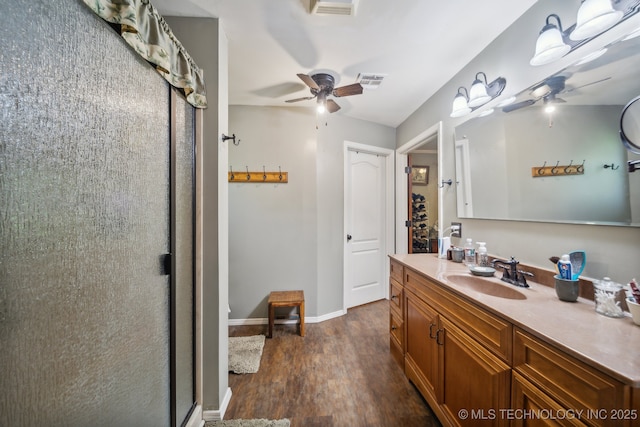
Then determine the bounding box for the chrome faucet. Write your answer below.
[491,257,534,288]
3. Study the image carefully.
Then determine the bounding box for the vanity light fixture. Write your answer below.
[450,73,507,117]
[530,14,572,66]
[450,87,472,118]
[570,0,623,41]
[468,72,493,108]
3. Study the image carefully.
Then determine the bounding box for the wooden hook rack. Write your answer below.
[531,160,585,178]
[228,166,288,183]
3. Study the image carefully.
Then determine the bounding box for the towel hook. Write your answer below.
[221,133,240,145]
[564,160,574,174]
[551,161,560,175]
[263,165,267,181]
[576,160,585,174]
[537,161,547,176]
[604,163,620,170]
[278,166,283,181]
[229,166,235,181]
[246,166,250,181]
[439,179,453,188]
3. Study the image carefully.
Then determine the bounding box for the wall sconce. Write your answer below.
[530,0,640,66]
[571,0,622,40]
[450,87,471,118]
[530,14,571,66]
[450,73,506,117]
[468,72,493,107]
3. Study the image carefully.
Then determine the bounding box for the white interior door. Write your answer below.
[344,146,390,309]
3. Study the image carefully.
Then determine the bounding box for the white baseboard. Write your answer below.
[228,309,346,326]
[202,387,233,421]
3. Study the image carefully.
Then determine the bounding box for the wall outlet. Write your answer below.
[451,222,462,238]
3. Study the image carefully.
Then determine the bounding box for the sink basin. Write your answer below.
[446,275,527,300]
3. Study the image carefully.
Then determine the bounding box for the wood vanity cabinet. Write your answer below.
[403,266,511,427]
[388,258,637,427]
[389,259,405,368]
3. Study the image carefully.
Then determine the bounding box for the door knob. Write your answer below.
[347,234,352,242]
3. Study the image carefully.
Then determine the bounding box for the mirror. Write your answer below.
[454,26,640,227]
[621,95,640,154]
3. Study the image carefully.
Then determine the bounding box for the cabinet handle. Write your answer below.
[391,325,397,331]
[436,328,444,346]
[429,323,437,339]
[391,294,397,300]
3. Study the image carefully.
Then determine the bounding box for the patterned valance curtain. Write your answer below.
[82,0,207,108]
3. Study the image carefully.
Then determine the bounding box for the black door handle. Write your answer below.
[347,234,352,242]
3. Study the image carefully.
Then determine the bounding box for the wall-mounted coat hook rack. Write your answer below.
[603,163,620,170]
[221,133,240,145]
[228,165,288,183]
[532,160,585,177]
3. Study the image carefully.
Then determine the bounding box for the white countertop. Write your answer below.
[391,253,640,387]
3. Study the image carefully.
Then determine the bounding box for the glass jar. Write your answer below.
[593,277,625,318]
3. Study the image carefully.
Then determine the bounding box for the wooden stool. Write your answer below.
[267,290,305,338]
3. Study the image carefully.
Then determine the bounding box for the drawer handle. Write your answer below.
[436,328,444,346]
[429,323,437,339]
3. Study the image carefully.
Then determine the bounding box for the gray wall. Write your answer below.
[397,0,640,281]
[228,106,395,319]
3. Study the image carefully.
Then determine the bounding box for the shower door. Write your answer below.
[0,1,196,425]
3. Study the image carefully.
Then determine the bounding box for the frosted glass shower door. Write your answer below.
[0,1,174,424]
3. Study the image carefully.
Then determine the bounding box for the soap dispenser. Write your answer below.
[476,242,488,267]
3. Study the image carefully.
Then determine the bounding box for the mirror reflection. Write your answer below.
[454,26,640,226]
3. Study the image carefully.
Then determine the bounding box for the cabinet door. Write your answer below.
[439,317,512,427]
[405,289,440,402]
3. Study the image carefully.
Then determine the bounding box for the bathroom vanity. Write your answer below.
[389,254,640,427]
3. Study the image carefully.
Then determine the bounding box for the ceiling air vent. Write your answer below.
[356,73,387,90]
[310,0,359,16]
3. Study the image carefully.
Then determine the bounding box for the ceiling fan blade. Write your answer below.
[502,99,536,113]
[562,76,611,94]
[333,83,363,97]
[285,95,316,103]
[326,99,341,113]
[297,73,320,90]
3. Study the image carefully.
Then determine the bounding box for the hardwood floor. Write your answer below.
[225,299,441,427]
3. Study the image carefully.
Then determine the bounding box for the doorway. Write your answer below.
[343,141,394,310]
[396,122,443,255]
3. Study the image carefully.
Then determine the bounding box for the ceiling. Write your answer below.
[152,0,538,128]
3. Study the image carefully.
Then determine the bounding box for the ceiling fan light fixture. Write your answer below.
[530,14,571,66]
[316,91,327,114]
[450,87,471,118]
[570,0,622,41]
[468,72,492,108]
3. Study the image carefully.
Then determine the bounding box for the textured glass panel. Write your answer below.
[173,90,195,423]
[1,1,170,426]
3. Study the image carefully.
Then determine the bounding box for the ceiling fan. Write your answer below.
[285,73,363,113]
[502,75,610,113]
